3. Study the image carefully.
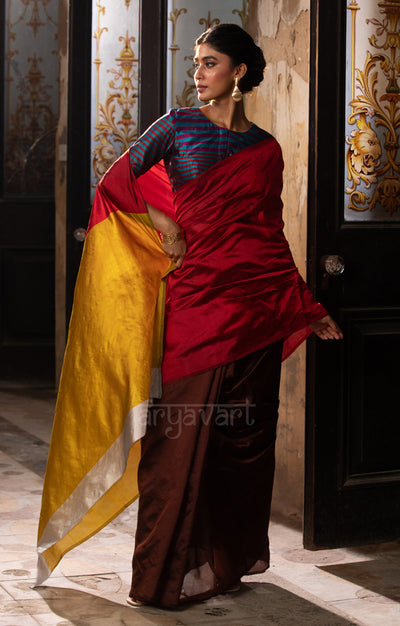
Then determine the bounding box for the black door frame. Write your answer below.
[138,0,167,135]
[304,0,347,550]
[65,0,92,321]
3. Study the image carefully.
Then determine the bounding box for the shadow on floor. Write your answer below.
[320,550,400,606]
[0,415,48,477]
[35,581,358,626]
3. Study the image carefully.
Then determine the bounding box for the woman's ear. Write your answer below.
[235,63,247,80]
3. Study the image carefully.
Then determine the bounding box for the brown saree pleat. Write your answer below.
[130,340,283,608]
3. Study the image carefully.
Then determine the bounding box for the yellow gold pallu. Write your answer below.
[36,153,171,583]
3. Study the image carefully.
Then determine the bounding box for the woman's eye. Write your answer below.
[193,62,216,70]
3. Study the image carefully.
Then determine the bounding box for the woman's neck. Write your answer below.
[200,98,251,133]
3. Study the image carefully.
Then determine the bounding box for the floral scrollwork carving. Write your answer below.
[232,0,247,29]
[92,32,138,182]
[369,176,400,215]
[346,116,382,198]
[346,2,400,215]
[199,12,220,30]
[5,54,57,193]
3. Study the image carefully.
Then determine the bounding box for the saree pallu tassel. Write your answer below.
[36,153,172,584]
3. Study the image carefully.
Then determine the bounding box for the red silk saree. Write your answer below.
[37,135,326,584]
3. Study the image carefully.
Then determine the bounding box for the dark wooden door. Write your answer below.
[305,0,400,548]
[65,0,93,320]
[0,2,56,383]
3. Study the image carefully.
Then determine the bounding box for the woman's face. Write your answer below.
[193,43,237,102]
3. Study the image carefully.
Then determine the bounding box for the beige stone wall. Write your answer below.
[247,0,311,521]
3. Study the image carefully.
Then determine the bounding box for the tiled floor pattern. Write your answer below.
[0,388,399,625]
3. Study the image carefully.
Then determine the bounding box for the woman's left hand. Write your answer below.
[309,315,343,340]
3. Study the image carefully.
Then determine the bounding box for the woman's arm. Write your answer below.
[129,112,186,267]
[146,202,186,269]
[129,113,175,178]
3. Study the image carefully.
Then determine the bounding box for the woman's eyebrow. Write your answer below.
[193,55,218,62]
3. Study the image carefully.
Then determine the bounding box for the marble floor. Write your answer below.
[0,388,399,626]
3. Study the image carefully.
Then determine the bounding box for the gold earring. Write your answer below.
[232,77,243,102]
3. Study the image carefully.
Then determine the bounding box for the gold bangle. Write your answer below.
[160,231,183,245]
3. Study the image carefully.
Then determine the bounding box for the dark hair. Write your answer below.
[195,23,266,93]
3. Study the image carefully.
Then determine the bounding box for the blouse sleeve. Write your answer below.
[129,111,175,178]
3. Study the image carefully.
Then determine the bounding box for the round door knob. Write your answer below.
[73,227,87,242]
[321,254,345,276]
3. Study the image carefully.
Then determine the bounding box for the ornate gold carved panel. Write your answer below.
[345,1,400,221]
[90,0,139,195]
[4,0,58,196]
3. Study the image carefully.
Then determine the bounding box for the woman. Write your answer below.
[125,24,342,608]
[36,23,341,607]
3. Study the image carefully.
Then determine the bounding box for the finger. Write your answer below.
[328,322,343,340]
[173,254,184,268]
[327,328,342,340]
[321,324,337,340]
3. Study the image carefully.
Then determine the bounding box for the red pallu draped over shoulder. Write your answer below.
[151,136,327,383]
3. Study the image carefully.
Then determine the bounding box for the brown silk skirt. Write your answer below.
[130,340,283,608]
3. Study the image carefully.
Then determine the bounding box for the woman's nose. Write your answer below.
[194,65,203,80]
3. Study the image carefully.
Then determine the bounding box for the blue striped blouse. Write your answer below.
[129,107,270,192]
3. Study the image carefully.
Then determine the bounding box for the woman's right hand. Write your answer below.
[162,238,187,268]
